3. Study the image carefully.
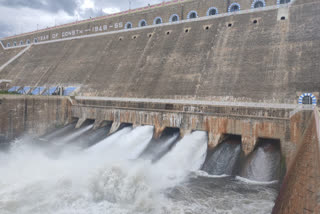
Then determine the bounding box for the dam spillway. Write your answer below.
[0,93,318,213]
[0,124,280,214]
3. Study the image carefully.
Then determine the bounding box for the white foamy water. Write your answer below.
[151,131,208,189]
[0,127,278,214]
[193,170,230,178]
[235,176,279,185]
[88,126,154,160]
[0,128,210,214]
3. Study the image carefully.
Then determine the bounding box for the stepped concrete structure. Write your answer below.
[0,0,319,213]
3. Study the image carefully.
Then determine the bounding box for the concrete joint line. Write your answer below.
[314,107,320,147]
[0,45,32,72]
[66,97,74,105]
[0,41,5,49]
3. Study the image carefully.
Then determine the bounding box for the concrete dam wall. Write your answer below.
[0,0,319,103]
[0,46,25,71]
[0,0,319,213]
[273,109,320,214]
[0,96,71,142]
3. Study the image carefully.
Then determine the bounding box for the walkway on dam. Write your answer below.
[75,96,310,110]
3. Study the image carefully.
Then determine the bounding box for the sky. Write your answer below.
[0,0,164,38]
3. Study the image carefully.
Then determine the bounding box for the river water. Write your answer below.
[0,125,279,214]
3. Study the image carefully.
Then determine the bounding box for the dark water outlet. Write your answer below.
[202,135,242,175]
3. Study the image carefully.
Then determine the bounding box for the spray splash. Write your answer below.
[0,127,278,214]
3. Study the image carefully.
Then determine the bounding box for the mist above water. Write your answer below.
[0,125,279,214]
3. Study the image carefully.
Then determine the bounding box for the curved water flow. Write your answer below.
[89,126,154,160]
[240,142,281,182]
[41,123,76,141]
[202,140,241,175]
[58,124,94,144]
[140,134,179,161]
[75,125,111,148]
[88,127,133,154]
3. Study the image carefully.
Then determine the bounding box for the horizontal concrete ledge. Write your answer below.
[0,79,12,83]
[75,96,299,110]
[0,95,67,100]
[72,105,291,121]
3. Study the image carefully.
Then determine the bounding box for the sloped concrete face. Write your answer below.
[273,113,320,214]
[0,46,25,68]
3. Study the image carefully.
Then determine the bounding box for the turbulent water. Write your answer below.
[0,125,279,214]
